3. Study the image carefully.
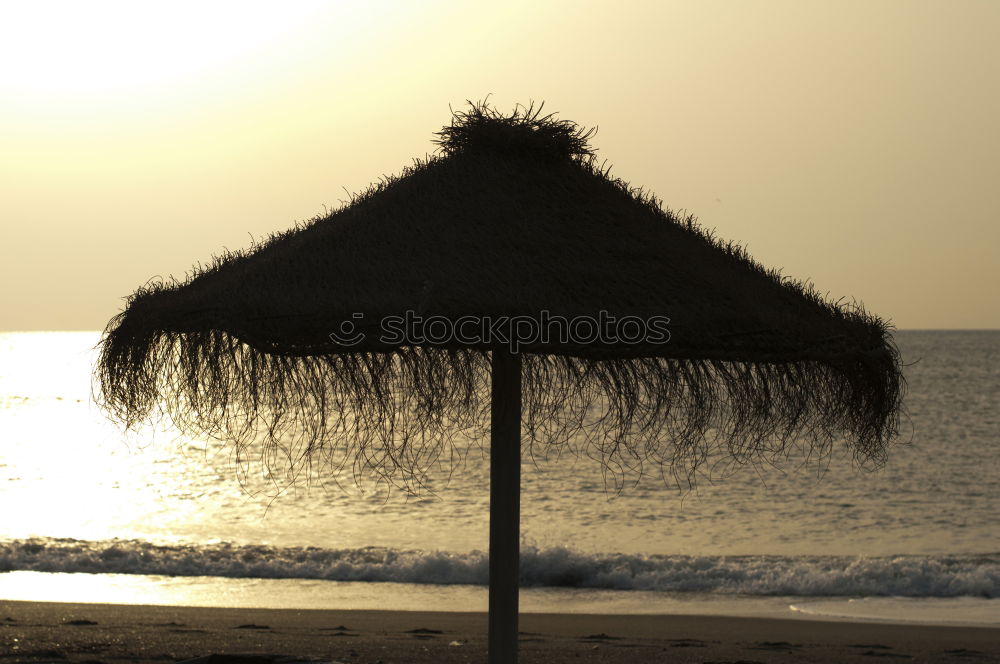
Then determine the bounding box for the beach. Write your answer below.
[2,600,998,664]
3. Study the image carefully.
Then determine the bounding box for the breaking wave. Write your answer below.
[1,538,996,597]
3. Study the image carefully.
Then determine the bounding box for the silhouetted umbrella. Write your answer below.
[97,102,903,664]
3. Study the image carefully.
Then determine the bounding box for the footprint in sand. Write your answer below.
[943,649,989,659]
[319,626,359,637]
[859,651,913,659]
[64,619,99,626]
[405,627,443,639]
[234,623,271,630]
[748,640,802,651]
[150,620,204,633]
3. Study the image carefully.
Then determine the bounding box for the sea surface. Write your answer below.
[0,330,997,625]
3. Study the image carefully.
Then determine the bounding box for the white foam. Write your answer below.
[790,597,1000,626]
[2,537,997,598]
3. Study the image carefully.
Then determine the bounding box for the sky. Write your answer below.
[1,0,998,330]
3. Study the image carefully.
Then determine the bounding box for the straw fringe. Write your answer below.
[97,323,902,492]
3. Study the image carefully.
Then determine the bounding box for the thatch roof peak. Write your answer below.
[432,100,597,162]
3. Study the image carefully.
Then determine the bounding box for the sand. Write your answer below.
[0,600,997,663]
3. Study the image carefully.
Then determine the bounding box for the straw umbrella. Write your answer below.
[97,102,903,664]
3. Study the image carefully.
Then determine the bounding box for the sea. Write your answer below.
[0,330,997,626]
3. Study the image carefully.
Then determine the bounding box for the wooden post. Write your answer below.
[489,348,522,664]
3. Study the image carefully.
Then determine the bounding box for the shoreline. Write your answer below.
[2,600,998,663]
[3,570,996,627]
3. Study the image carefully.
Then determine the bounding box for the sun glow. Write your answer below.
[0,1,332,96]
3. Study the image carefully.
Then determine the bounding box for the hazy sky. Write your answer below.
[2,0,997,330]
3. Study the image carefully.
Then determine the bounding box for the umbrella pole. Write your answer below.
[489,348,522,664]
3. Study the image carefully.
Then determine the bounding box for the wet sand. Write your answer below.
[1,600,998,663]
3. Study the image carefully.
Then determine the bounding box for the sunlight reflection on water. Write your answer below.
[1,331,998,558]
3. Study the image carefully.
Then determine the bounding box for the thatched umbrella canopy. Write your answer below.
[98,102,902,664]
